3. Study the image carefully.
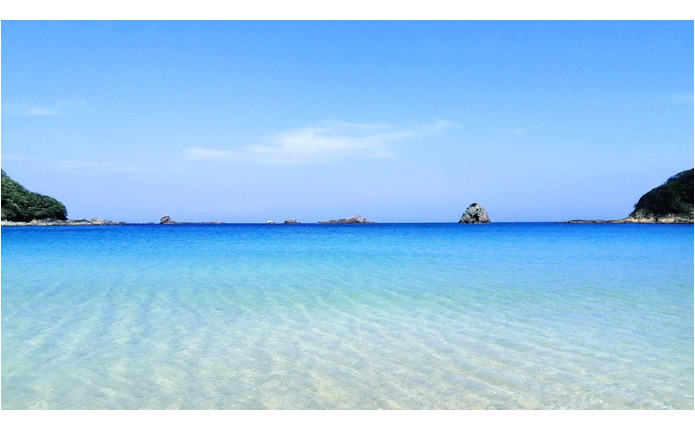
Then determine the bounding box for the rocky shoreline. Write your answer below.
[561,216,693,224]
[562,169,693,224]
[1,217,126,227]
[4,216,692,227]
[2,214,378,226]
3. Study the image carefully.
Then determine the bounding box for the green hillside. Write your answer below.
[1,170,68,222]
[629,168,694,220]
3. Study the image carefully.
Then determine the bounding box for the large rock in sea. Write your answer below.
[458,203,490,224]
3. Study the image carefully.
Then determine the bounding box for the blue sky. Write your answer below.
[1,20,693,222]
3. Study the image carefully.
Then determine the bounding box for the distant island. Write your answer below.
[563,168,694,224]
[318,215,375,224]
[266,219,300,225]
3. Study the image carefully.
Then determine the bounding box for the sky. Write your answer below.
[1,20,693,223]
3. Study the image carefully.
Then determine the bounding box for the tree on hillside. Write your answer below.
[1,170,68,221]
[630,168,694,219]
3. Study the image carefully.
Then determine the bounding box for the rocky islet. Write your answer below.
[458,203,491,224]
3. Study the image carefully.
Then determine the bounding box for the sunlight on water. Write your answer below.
[2,223,693,409]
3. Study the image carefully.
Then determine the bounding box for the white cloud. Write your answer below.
[320,121,394,131]
[55,159,145,173]
[0,154,29,161]
[5,99,92,116]
[24,106,62,116]
[60,159,117,169]
[185,148,239,162]
[661,93,694,105]
[186,120,457,165]
[423,119,460,132]
[512,124,543,136]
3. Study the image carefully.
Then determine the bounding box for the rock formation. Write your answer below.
[458,203,491,224]
[266,219,300,225]
[318,215,374,224]
[157,216,224,225]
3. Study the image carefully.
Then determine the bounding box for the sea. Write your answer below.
[1,223,693,409]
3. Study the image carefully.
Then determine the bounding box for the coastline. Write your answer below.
[1,218,126,227]
[3,219,695,227]
[1,214,379,226]
[3,214,694,227]
[560,216,694,224]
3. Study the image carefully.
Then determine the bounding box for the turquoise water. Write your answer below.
[1,223,693,409]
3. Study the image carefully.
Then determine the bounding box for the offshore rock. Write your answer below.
[284,219,300,224]
[458,203,491,224]
[158,215,223,225]
[159,215,183,224]
[318,215,375,224]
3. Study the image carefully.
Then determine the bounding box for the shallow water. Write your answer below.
[1,223,693,409]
